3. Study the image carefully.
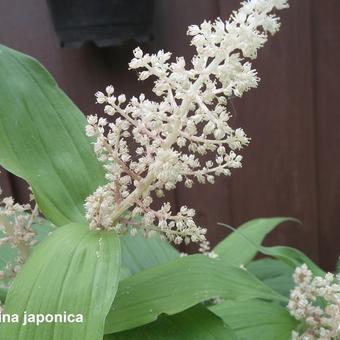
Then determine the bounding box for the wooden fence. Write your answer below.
[0,0,339,270]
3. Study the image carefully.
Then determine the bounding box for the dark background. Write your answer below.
[0,0,339,270]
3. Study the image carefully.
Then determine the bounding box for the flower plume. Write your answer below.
[85,0,289,251]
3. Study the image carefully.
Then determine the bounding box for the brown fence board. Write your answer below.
[312,0,340,270]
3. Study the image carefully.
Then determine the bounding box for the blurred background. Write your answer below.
[0,0,339,270]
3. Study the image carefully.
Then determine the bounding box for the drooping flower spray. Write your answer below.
[85,0,289,252]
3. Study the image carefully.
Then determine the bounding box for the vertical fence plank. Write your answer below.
[312,0,340,270]
[0,169,15,198]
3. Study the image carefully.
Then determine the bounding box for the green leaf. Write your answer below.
[259,245,325,277]
[215,217,324,277]
[120,232,179,275]
[0,44,106,226]
[105,254,286,334]
[210,299,298,340]
[262,275,295,299]
[247,258,293,280]
[105,305,238,340]
[248,259,294,297]
[214,218,297,266]
[32,219,55,243]
[0,223,121,340]
[0,241,16,273]
[0,286,7,302]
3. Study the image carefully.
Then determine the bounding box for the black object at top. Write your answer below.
[47,0,153,48]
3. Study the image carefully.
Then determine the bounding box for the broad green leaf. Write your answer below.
[0,44,106,226]
[105,254,286,334]
[119,266,132,281]
[247,258,294,280]
[259,245,325,277]
[0,241,16,272]
[32,218,55,242]
[214,218,297,266]
[248,259,294,297]
[105,305,238,340]
[0,231,21,302]
[262,275,295,298]
[0,223,121,340]
[0,286,6,302]
[210,299,298,340]
[121,232,179,275]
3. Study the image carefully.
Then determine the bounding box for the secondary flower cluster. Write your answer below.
[0,185,38,284]
[85,0,289,249]
[288,264,340,340]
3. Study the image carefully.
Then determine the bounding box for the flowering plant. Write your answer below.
[84,0,287,253]
[0,0,338,339]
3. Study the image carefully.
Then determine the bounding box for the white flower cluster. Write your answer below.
[85,0,288,249]
[288,264,340,340]
[0,185,38,283]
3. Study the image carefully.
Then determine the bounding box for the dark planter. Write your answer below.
[47,0,153,48]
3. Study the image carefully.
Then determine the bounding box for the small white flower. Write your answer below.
[106,85,114,96]
[133,47,143,59]
[95,91,106,104]
[118,94,126,103]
